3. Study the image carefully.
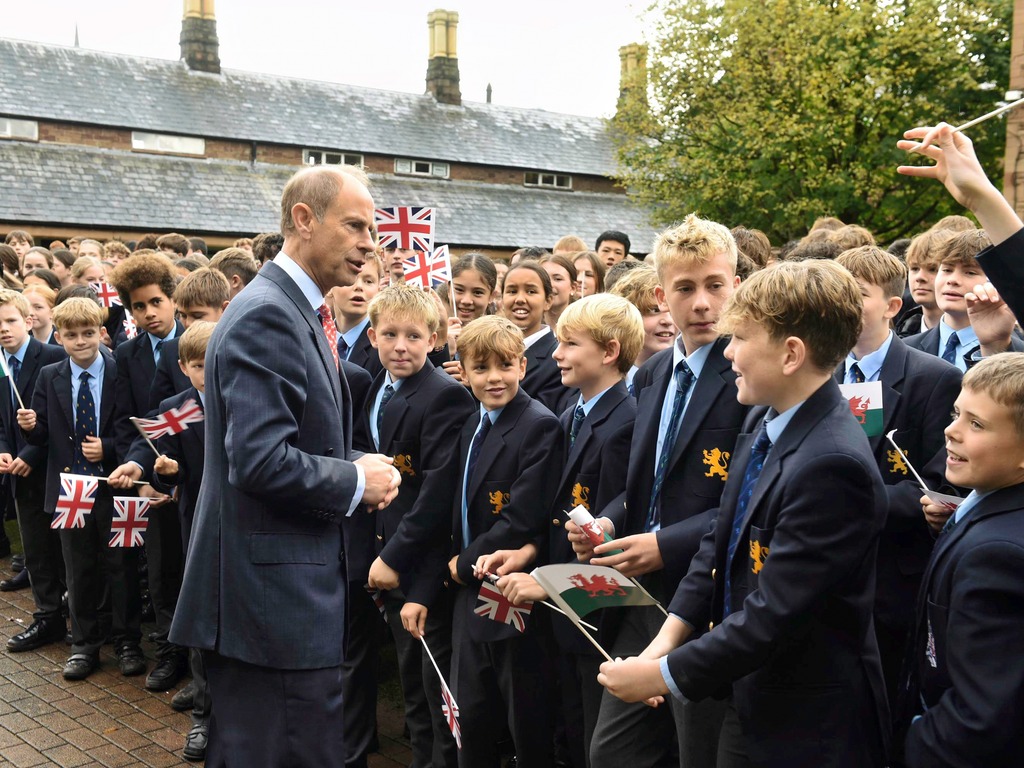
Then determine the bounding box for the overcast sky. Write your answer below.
[4,0,648,117]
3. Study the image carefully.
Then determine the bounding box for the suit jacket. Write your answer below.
[666,380,889,767]
[339,360,374,584]
[977,226,1024,325]
[904,484,1024,767]
[0,337,67,494]
[452,388,562,641]
[370,361,475,605]
[522,332,575,415]
[169,261,359,669]
[606,338,747,601]
[150,387,206,551]
[25,351,119,512]
[834,336,962,626]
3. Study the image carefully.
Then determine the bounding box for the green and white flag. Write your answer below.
[839,381,883,437]
[531,564,659,619]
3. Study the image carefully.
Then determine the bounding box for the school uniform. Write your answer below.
[977,226,1024,324]
[590,336,747,768]
[836,333,962,702]
[0,337,67,627]
[114,320,187,673]
[548,381,635,768]
[146,337,193,413]
[905,321,1024,371]
[370,359,475,768]
[522,328,575,415]
[902,485,1024,767]
[664,380,890,768]
[26,350,143,661]
[450,388,563,768]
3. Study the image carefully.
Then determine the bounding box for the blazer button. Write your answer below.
[376,534,384,541]
[552,518,560,526]
[326,448,334,456]
[708,621,714,631]
[63,466,70,472]
[711,568,716,579]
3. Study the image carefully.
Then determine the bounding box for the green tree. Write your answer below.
[614,0,1012,243]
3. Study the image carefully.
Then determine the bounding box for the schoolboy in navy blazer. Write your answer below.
[150,387,205,550]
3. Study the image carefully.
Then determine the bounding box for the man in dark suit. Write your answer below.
[168,165,400,768]
[0,292,67,651]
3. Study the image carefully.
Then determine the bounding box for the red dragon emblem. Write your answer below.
[569,573,627,598]
[847,396,869,425]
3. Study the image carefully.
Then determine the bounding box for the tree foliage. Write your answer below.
[613,0,1012,243]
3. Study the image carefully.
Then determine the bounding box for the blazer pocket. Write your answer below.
[391,439,418,479]
[569,473,598,512]
[249,533,326,565]
[748,525,774,579]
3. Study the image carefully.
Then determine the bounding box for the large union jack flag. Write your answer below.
[109,497,150,547]
[374,206,435,252]
[474,578,532,633]
[441,681,462,749]
[52,474,99,529]
[403,245,451,289]
[132,398,204,441]
[89,281,122,308]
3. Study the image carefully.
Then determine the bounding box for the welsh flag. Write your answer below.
[531,564,658,618]
[838,381,884,437]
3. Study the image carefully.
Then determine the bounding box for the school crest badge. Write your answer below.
[750,539,769,574]
[703,448,730,480]
[489,490,510,515]
[394,454,416,477]
[887,448,908,476]
[571,483,590,511]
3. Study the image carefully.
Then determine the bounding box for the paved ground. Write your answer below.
[0,552,414,768]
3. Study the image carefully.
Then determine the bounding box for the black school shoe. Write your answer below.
[62,653,99,681]
[116,644,147,676]
[146,655,187,691]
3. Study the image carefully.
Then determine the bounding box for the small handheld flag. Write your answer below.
[53,473,99,529]
[89,281,122,308]
[109,497,150,547]
[402,245,451,289]
[132,399,204,441]
[374,206,435,252]
[420,636,461,750]
[532,564,660,619]
[839,381,884,437]
[885,430,962,511]
[122,316,138,340]
[365,586,387,622]
[474,578,532,633]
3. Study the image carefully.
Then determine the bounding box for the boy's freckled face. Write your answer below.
[56,325,102,367]
[368,316,436,380]
[129,285,176,338]
[944,388,1024,493]
[553,331,606,390]
[724,319,786,407]
[465,354,526,410]
[0,304,29,352]
[180,358,206,393]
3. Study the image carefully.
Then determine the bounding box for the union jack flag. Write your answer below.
[474,578,532,633]
[123,316,138,340]
[132,398,204,441]
[109,497,150,547]
[441,680,462,749]
[365,586,387,621]
[374,206,435,252]
[89,281,122,308]
[403,245,451,289]
[52,473,99,529]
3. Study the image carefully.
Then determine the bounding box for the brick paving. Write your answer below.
[0,553,414,767]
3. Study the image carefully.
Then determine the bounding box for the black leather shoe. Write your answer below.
[0,568,29,592]
[116,644,146,676]
[171,681,195,712]
[146,655,187,691]
[7,618,66,652]
[10,553,24,572]
[183,722,208,762]
[62,653,99,680]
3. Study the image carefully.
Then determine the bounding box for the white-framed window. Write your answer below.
[304,150,364,167]
[131,131,205,156]
[524,172,572,190]
[394,158,450,178]
[0,118,38,141]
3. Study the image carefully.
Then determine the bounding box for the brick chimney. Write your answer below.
[426,10,461,106]
[180,0,221,74]
[617,43,648,113]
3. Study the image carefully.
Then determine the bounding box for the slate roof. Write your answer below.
[0,141,659,250]
[0,38,617,177]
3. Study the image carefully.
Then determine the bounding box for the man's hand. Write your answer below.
[8,458,32,477]
[591,532,663,578]
[597,656,668,706]
[473,542,538,579]
[922,493,954,533]
[15,408,35,432]
[356,453,400,510]
[139,483,172,507]
[368,556,401,591]
[108,462,143,489]
[154,454,179,477]
[448,555,465,586]
[497,573,548,606]
[0,453,13,473]
[400,602,429,639]
[966,282,1016,357]
[567,517,614,562]
[81,435,104,463]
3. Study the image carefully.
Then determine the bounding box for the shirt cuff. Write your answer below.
[660,656,688,702]
[346,465,366,517]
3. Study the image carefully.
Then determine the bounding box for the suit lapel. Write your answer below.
[55,361,73,432]
[558,383,626,491]
[381,361,432,449]
[667,338,729,471]
[466,392,526,503]
[629,350,672,488]
[99,351,116,434]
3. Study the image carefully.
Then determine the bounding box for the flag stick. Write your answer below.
[908,95,1024,154]
[420,634,456,697]
[0,356,25,409]
[447,281,457,319]
[129,418,162,458]
[558,606,614,663]
[626,577,668,616]
[95,477,149,487]
[885,429,931,492]
[482,573,599,632]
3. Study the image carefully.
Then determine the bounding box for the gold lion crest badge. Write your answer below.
[489,490,510,515]
[702,448,730,480]
[571,483,590,511]
[750,540,770,574]
[886,448,908,476]
[394,454,416,477]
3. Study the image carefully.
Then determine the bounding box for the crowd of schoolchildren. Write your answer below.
[2,122,1024,768]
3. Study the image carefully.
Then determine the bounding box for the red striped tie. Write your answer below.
[317,303,340,371]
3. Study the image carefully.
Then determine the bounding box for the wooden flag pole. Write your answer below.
[129,418,162,458]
